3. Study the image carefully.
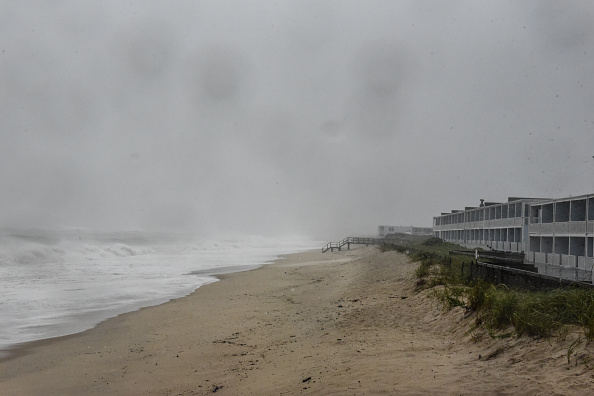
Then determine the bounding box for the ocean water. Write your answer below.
[0,229,320,354]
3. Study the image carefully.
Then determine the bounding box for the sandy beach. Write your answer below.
[1,245,594,395]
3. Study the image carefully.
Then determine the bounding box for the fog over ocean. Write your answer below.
[3,0,594,359]
[0,229,319,353]
[4,2,593,240]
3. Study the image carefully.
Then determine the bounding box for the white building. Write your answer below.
[526,194,594,271]
[433,194,594,280]
[378,225,433,238]
[433,198,546,253]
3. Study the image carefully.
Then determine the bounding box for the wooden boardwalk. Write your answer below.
[322,237,382,253]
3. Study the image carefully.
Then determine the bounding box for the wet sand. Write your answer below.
[1,246,593,395]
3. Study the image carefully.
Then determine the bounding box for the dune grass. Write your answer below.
[379,234,594,341]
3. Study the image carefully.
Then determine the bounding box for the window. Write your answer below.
[530,236,540,252]
[542,237,553,253]
[542,204,554,223]
[530,206,541,223]
[570,237,585,257]
[555,237,569,255]
[571,199,586,221]
[555,201,570,222]
[514,228,521,242]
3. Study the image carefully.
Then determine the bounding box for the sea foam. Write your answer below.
[0,229,320,353]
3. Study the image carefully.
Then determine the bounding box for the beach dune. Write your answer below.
[1,246,593,395]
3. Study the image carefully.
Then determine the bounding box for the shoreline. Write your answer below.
[2,245,593,395]
[0,252,313,361]
[0,250,313,359]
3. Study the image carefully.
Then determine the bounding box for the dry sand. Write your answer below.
[1,245,594,395]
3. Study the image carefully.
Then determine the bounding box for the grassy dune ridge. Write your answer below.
[380,235,594,341]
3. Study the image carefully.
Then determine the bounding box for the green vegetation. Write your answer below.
[380,234,594,341]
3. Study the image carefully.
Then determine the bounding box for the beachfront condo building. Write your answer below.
[378,225,433,238]
[433,194,594,278]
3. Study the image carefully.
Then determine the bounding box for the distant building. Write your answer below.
[433,194,594,282]
[378,225,433,238]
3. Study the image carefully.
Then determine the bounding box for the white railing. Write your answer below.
[561,254,577,267]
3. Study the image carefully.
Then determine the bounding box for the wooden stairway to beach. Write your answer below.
[322,237,382,253]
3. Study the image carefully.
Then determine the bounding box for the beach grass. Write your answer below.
[380,234,594,341]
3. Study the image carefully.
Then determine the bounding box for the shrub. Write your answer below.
[421,237,443,246]
[434,285,467,310]
[415,259,432,279]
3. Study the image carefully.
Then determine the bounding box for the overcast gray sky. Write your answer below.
[1,1,593,239]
